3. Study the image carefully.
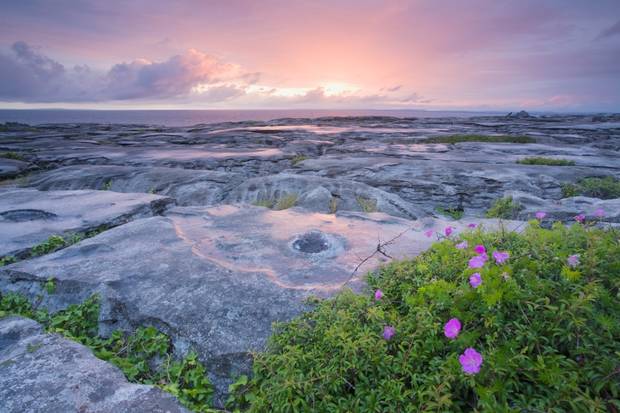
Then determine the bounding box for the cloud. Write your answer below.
[596,19,620,40]
[0,42,257,102]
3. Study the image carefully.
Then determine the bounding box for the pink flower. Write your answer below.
[374,289,383,301]
[567,254,580,268]
[444,226,454,237]
[444,318,461,339]
[424,229,434,238]
[574,214,585,223]
[493,251,510,265]
[535,211,546,220]
[456,241,468,250]
[459,348,483,375]
[383,325,395,340]
[594,208,605,218]
[474,245,486,255]
[468,255,486,269]
[467,223,477,229]
[469,273,482,288]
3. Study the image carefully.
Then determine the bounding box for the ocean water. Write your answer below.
[0,109,501,127]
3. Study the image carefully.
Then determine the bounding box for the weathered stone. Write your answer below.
[29,165,243,206]
[0,205,520,404]
[0,188,174,257]
[0,157,29,179]
[0,316,189,413]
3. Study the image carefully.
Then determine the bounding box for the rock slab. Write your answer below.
[0,188,174,257]
[0,316,189,413]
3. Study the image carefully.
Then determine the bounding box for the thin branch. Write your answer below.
[348,226,412,281]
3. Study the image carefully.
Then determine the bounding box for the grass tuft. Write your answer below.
[422,134,535,144]
[561,176,620,199]
[485,196,522,219]
[517,157,575,166]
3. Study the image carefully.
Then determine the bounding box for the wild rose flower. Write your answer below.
[468,223,477,229]
[493,251,509,265]
[469,273,482,288]
[456,241,468,250]
[424,229,434,238]
[383,325,395,340]
[535,211,546,220]
[444,226,454,237]
[374,289,383,301]
[574,214,585,223]
[474,244,486,255]
[469,255,486,269]
[567,254,580,268]
[444,318,461,339]
[459,348,483,375]
[594,208,605,218]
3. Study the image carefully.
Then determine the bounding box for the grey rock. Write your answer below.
[29,165,243,206]
[508,190,620,222]
[0,205,519,404]
[0,158,29,179]
[0,316,189,413]
[0,188,174,257]
[224,173,422,219]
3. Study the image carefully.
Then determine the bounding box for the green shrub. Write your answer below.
[517,157,575,166]
[485,196,522,219]
[30,235,67,257]
[422,135,535,144]
[436,206,464,220]
[0,293,215,411]
[0,152,25,161]
[238,222,620,412]
[274,193,298,210]
[356,196,378,213]
[290,154,308,165]
[562,176,620,199]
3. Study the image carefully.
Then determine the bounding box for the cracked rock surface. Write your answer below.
[0,316,189,413]
[1,113,619,407]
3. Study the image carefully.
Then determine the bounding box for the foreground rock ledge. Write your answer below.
[0,204,520,403]
[0,316,189,413]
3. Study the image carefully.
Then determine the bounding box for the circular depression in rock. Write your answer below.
[291,231,330,254]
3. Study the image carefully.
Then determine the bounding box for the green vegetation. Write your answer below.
[253,198,274,208]
[290,154,308,165]
[30,235,67,257]
[0,293,216,412]
[517,157,575,166]
[4,226,111,265]
[356,196,378,213]
[253,193,298,210]
[0,256,16,267]
[0,151,25,161]
[102,179,113,190]
[561,176,620,200]
[274,193,298,210]
[436,206,464,220]
[0,122,38,132]
[329,197,339,214]
[485,196,522,219]
[422,134,535,144]
[227,222,620,412]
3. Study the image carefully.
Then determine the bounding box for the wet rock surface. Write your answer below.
[0,188,174,257]
[0,316,189,413]
[0,113,619,407]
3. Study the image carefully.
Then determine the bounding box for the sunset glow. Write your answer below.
[1,0,619,111]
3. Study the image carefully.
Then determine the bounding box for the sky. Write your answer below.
[0,0,619,112]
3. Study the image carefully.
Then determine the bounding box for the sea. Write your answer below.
[0,109,503,127]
